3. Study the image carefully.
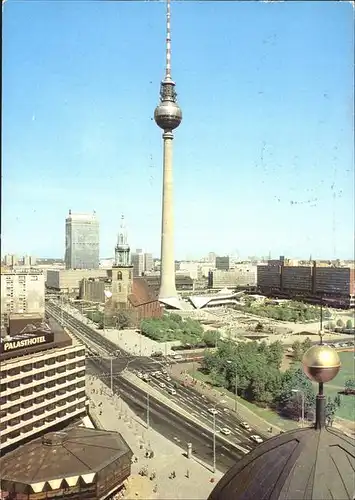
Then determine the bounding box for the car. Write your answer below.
[168,388,177,395]
[220,428,231,435]
[250,435,263,444]
[240,421,252,431]
[173,354,183,360]
[159,382,166,389]
[153,371,161,378]
[166,376,171,382]
[142,374,151,382]
[208,408,218,415]
[136,372,143,379]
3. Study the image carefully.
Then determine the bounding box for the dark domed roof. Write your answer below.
[208,425,355,500]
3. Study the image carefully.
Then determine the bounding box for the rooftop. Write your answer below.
[0,427,132,486]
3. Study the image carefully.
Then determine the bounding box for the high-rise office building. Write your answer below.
[65,210,99,270]
[154,0,182,308]
[3,254,18,267]
[131,252,145,277]
[144,253,154,273]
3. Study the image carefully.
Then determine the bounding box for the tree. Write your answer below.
[325,396,341,426]
[301,337,312,353]
[117,311,131,329]
[344,379,355,391]
[255,322,264,332]
[203,330,221,347]
[336,319,344,327]
[277,367,316,421]
[345,319,353,329]
[292,340,303,361]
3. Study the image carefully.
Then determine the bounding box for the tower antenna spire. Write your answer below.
[165,0,172,82]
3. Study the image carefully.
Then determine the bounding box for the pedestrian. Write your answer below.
[186,469,190,478]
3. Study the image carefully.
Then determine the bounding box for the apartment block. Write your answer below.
[1,269,45,327]
[0,321,86,452]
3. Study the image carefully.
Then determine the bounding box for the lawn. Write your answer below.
[320,351,355,421]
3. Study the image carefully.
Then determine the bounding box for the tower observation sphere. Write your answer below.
[154,96,182,131]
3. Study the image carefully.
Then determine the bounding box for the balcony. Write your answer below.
[1,347,85,383]
[0,397,87,449]
[1,373,86,413]
[2,364,86,399]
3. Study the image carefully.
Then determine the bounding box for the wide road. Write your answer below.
[88,356,242,472]
[46,303,258,463]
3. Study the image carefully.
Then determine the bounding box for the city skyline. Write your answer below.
[2,1,354,260]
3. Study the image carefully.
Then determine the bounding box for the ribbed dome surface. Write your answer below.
[208,426,355,500]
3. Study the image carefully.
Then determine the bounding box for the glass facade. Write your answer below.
[65,211,99,270]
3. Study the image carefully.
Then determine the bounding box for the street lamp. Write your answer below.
[212,411,216,473]
[292,388,305,427]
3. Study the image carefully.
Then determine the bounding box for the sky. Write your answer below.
[2,1,354,261]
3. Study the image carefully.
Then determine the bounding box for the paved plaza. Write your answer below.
[86,376,222,500]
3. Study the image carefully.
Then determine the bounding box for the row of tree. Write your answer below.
[201,339,341,423]
[235,299,324,323]
[140,314,222,347]
[325,319,353,330]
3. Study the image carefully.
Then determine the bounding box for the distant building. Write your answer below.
[208,266,257,290]
[3,254,18,267]
[1,269,45,327]
[215,256,230,271]
[65,210,99,270]
[22,255,36,266]
[80,220,162,324]
[144,253,154,273]
[46,269,106,296]
[257,256,355,308]
[0,319,86,452]
[131,252,144,277]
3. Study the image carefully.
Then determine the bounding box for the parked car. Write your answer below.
[168,388,177,395]
[250,435,263,444]
[208,408,218,415]
[220,428,231,436]
[159,382,166,389]
[240,421,252,431]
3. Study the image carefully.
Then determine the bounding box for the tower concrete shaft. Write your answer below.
[159,130,178,300]
[154,0,182,307]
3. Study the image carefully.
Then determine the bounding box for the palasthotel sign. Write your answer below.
[0,333,54,354]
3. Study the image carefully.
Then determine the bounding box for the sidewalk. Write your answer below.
[86,376,222,500]
[170,363,291,437]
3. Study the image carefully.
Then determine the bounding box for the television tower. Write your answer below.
[154,0,182,308]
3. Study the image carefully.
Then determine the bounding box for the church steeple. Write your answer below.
[114,215,131,267]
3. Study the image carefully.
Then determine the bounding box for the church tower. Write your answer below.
[109,215,133,308]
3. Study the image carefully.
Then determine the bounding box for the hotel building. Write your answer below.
[0,319,86,453]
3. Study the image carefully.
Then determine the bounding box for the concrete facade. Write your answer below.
[131,252,145,277]
[159,133,179,304]
[46,269,107,295]
[1,270,45,327]
[0,328,86,452]
[65,211,100,270]
[208,267,257,290]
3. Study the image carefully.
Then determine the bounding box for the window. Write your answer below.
[117,271,122,281]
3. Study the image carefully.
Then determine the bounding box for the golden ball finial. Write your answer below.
[302,344,341,383]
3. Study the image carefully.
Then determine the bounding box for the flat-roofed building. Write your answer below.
[46,269,107,295]
[215,256,230,271]
[1,269,45,327]
[65,210,100,270]
[282,266,313,292]
[0,427,133,500]
[0,319,86,452]
[209,267,257,290]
